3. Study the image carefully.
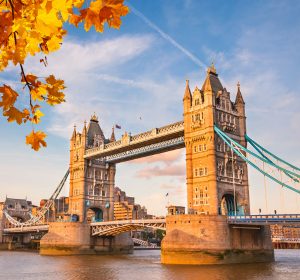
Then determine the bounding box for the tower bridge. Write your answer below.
[2,64,300,264]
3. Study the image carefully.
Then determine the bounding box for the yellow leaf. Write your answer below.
[32,109,44,124]
[26,130,47,151]
[30,85,47,101]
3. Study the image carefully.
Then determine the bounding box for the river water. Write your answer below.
[0,249,299,280]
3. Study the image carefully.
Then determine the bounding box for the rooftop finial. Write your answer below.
[71,124,77,140]
[207,62,217,75]
[110,126,116,142]
[237,81,240,89]
[91,113,98,122]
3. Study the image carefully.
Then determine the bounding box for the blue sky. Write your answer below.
[0,0,300,216]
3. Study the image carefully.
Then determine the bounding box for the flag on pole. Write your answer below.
[165,193,169,197]
[115,124,121,129]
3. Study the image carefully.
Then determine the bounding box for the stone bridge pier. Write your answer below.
[161,215,274,264]
[40,222,133,255]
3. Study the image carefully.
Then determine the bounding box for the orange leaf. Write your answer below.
[3,106,27,124]
[0,85,18,110]
[69,14,82,27]
[25,130,47,151]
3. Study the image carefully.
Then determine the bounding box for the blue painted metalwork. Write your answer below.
[105,136,184,163]
[245,134,300,172]
[246,134,299,183]
[214,125,300,195]
[214,126,300,179]
[228,214,300,224]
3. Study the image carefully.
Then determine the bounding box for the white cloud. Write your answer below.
[24,35,154,77]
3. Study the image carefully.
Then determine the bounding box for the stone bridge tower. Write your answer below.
[69,115,115,222]
[183,65,250,216]
[162,66,273,265]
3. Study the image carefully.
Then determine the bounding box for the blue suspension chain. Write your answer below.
[214,125,300,195]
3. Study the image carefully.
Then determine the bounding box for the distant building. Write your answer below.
[0,198,33,243]
[35,197,70,223]
[114,187,152,220]
[167,205,185,216]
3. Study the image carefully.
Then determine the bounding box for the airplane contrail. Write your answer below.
[128,4,207,69]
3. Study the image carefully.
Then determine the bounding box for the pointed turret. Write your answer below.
[183,80,192,112]
[82,120,87,135]
[110,126,116,142]
[183,80,192,101]
[71,125,76,140]
[235,82,245,105]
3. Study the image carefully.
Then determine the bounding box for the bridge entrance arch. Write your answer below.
[87,207,103,223]
[221,194,236,216]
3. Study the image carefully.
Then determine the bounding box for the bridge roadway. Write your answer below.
[227,214,300,225]
[4,215,300,234]
[84,121,184,163]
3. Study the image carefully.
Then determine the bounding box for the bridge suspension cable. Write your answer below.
[4,169,70,227]
[245,134,300,173]
[214,126,300,195]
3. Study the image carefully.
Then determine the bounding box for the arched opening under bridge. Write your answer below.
[221,194,237,216]
[87,207,103,223]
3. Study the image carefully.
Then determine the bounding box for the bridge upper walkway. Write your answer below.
[84,121,184,162]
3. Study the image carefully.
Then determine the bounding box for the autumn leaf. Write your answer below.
[32,109,44,124]
[0,85,18,110]
[3,106,28,124]
[69,0,129,32]
[26,130,47,151]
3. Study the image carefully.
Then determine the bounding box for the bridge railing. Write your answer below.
[228,214,300,224]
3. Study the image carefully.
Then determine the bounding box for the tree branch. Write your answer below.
[8,0,33,108]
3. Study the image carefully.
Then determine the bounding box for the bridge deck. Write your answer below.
[3,225,49,233]
[227,214,300,225]
[4,215,300,234]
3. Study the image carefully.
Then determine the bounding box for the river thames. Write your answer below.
[0,249,299,280]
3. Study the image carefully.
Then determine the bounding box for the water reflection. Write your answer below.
[0,250,299,280]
